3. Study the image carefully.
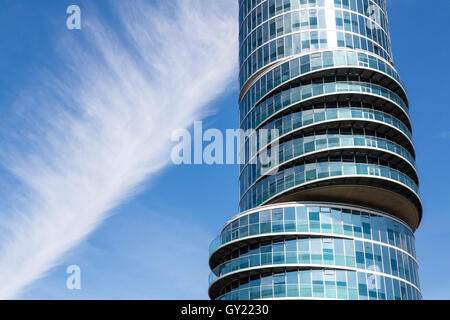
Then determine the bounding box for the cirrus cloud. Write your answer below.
[0,0,237,299]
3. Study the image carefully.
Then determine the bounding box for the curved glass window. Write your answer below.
[227,0,420,302]
[240,105,413,147]
[239,0,388,35]
[213,269,420,300]
[240,80,410,131]
[239,133,417,194]
[239,159,419,212]
[240,2,390,47]
[240,29,392,87]
[210,237,419,288]
[239,50,405,119]
[210,205,416,258]
[239,8,391,70]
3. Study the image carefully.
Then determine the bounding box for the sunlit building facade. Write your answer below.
[209,0,421,300]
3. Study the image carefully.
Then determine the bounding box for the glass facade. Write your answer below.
[215,269,421,300]
[239,50,407,128]
[239,0,393,87]
[209,0,421,300]
[240,77,410,133]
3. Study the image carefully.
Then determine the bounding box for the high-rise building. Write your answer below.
[209,0,421,300]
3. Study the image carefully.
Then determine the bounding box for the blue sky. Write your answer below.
[0,0,449,299]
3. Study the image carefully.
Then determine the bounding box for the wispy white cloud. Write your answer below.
[0,0,237,299]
